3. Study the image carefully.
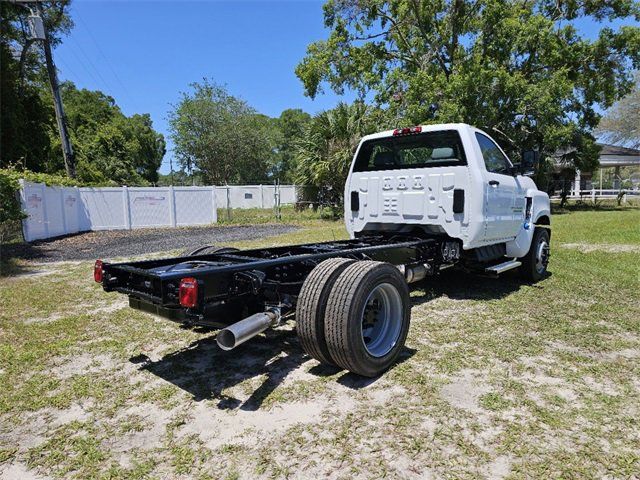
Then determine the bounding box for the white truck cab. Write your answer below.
[345,123,551,280]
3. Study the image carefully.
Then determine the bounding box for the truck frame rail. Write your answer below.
[100,234,440,326]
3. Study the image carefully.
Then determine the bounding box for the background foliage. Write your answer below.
[596,72,640,148]
[0,172,25,242]
[168,80,312,185]
[2,0,640,210]
[294,102,389,211]
[296,0,640,172]
[0,2,165,186]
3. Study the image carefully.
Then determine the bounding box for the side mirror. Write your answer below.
[520,150,539,176]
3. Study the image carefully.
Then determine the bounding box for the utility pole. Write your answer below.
[10,0,76,177]
[32,1,76,178]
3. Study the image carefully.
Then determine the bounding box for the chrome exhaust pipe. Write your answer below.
[216,309,280,351]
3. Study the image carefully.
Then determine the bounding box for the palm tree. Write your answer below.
[294,102,380,212]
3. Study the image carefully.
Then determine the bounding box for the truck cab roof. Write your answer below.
[360,123,480,142]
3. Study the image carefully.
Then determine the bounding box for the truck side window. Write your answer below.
[475,132,512,174]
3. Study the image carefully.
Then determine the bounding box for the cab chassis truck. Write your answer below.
[96,124,551,377]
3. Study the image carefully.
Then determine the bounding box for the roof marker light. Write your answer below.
[393,126,422,136]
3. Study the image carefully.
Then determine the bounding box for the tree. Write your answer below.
[0,2,164,185]
[44,82,165,185]
[157,169,204,187]
[0,1,73,171]
[296,0,640,172]
[0,42,53,171]
[247,112,284,182]
[275,109,312,182]
[295,102,386,210]
[596,72,640,148]
[168,80,276,184]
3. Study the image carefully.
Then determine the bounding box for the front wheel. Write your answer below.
[520,228,550,282]
[324,261,411,377]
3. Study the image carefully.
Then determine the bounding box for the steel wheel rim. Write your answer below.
[535,239,550,274]
[360,282,403,357]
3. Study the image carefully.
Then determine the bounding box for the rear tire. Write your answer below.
[519,228,550,282]
[296,258,355,366]
[324,261,410,377]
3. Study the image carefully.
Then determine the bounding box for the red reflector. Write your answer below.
[393,126,422,136]
[179,277,198,308]
[94,259,103,283]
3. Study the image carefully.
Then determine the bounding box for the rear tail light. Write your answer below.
[94,260,103,283]
[393,126,422,136]
[179,277,199,308]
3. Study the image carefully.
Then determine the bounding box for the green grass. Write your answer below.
[551,205,640,245]
[0,206,639,479]
[216,205,329,225]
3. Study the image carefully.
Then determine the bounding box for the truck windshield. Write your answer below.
[353,130,467,172]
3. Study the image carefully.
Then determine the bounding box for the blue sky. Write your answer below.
[54,1,353,174]
[53,2,636,174]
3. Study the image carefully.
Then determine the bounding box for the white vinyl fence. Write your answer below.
[214,185,297,210]
[19,181,217,242]
[19,181,299,242]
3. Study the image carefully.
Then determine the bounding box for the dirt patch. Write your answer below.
[107,403,177,454]
[485,455,512,479]
[177,399,329,450]
[439,369,491,413]
[548,341,640,362]
[0,401,92,454]
[561,243,640,253]
[368,385,407,405]
[0,462,51,480]
[50,353,118,379]
[49,402,93,427]
[20,298,128,325]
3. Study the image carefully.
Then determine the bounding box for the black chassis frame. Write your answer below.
[101,233,443,326]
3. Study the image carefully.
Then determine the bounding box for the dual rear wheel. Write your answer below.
[296,259,411,377]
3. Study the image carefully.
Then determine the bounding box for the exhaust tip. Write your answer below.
[216,329,237,351]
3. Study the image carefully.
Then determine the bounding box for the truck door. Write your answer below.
[474,132,523,241]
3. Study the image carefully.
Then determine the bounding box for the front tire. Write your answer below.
[520,228,550,282]
[324,261,411,377]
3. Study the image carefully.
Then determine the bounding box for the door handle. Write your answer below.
[488,180,500,186]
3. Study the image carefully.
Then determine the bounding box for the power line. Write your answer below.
[74,10,139,112]
[62,41,103,87]
[68,34,116,94]
[55,56,81,84]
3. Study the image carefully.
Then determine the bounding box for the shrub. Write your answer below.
[319,206,338,220]
[0,171,26,242]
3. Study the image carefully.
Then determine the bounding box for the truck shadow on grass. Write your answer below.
[133,329,300,410]
[134,269,545,411]
[413,268,549,303]
[134,329,416,411]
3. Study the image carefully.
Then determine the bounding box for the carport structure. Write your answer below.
[572,143,640,196]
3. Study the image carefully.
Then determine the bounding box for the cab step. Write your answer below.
[485,259,522,275]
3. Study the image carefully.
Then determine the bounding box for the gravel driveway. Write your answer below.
[3,224,298,262]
